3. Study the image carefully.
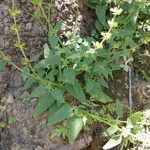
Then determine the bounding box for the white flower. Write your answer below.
[93,42,103,49]
[101,32,112,40]
[110,7,123,15]
[108,19,118,28]
[86,48,96,54]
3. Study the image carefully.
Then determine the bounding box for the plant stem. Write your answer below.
[39,4,53,34]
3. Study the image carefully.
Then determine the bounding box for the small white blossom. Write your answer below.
[86,48,96,54]
[101,32,112,40]
[108,19,118,28]
[93,42,103,49]
[110,7,123,15]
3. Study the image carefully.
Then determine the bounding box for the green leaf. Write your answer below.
[115,99,123,118]
[99,78,109,88]
[30,54,39,62]
[102,126,119,137]
[46,72,54,81]
[48,35,59,48]
[30,85,47,98]
[95,19,103,32]
[23,77,37,90]
[91,88,112,103]
[127,112,143,127]
[22,66,30,80]
[46,55,60,67]
[73,80,86,103]
[65,83,86,103]
[0,60,7,71]
[122,36,138,51]
[63,67,75,85]
[68,117,84,143]
[86,79,95,93]
[103,134,122,150]
[31,0,42,5]
[54,21,62,32]
[95,6,106,27]
[98,92,112,103]
[50,88,65,103]
[48,103,73,126]
[115,27,135,37]
[34,93,55,117]
[44,43,51,58]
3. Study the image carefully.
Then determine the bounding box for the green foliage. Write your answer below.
[0,0,150,149]
[31,0,42,5]
[47,103,73,126]
[63,67,75,85]
[0,60,7,71]
[68,117,84,143]
[95,5,106,27]
[103,134,122,150]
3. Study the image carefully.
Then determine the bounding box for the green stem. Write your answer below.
[39,4,53,34]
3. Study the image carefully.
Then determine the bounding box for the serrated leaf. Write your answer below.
[30,85,47,98]
[44,43,51,58]
[46,55,60,67]
[50,88,65,103]
[22,77,37,90]
[115,99,123,118]
[95,6,106,27]
[91,88,112,103]
[65,83,86,103]
[63,67,75,85]
[47,103,73,126]
[34,93,55,117]
[68,117,83,143]
[73,80,86,103]
[22,66,30,80]
[49,35,59,48]
[0,60,7,71]
[103,134,122,150]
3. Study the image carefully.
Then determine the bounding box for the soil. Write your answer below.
[0,0,150,150]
